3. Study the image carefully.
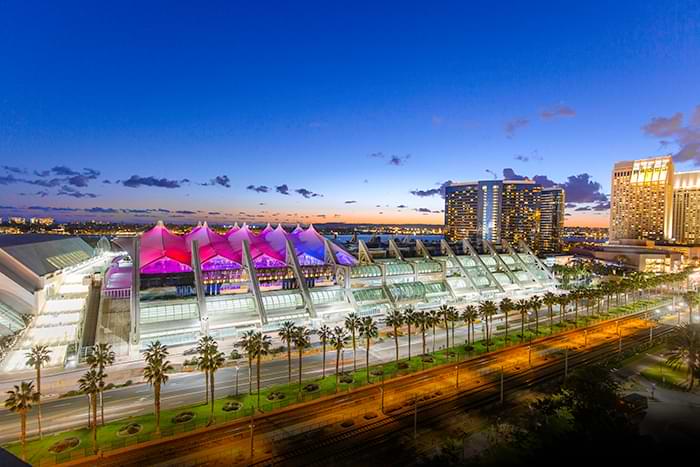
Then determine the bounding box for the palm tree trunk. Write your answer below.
[322,342,326,378]
[422,329,426,355]
[92,393,98,453]
[504,313,509,342]
[298,349,303,393]
[352,333,357,371]
[451,323,455,353]
[521,315,525,343]
[256,355,261,410]
[36,368,42,438]
[155,383,161,435]
[335,350,340,392]
[393,326,399,362]
[535,309,539,334]
[20,412,26,461]
[445,323,450,357]
[287,347,292,384]
[407,323,412,360]
[366,338,370,383]
[204,369,209,405]
[100,390,105,426]
[209,372,215,424]
[248,357,253,395]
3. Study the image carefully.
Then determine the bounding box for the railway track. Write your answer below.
[253,323,675,466]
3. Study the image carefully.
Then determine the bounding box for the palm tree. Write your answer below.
[252,332,272,410]
[4,381,38,461]
[278,321,296,384]
[403,307,416,360]
[499,298,514,343]
[479,301,497,351]
[416,311,428,355]
[236,330,257,395]
[666,323,699,391]
[318,324,332,378]
[516,299,530,342]
[428,309,440,353]
[530,295,543,335]
[196,336,216,405]
[439,305,451,354]
[206,347,225,424]
[25,345,50,438]
[78,369,103,454]
[86,343,115,425]
[557,294,569,326]
[292,326,311,393]
[358,317,379,382]
[543,292,557,333]
[344,313,361,372]
[143,341,173,435]
[330,326,349,391]
[446,306,460,356]
[385,309,404,363]
[462,305,478,346]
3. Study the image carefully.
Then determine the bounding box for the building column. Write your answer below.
[129,236,141,356]
[191,240,209,336]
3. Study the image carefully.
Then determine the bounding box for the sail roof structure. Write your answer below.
[132,222,357,273]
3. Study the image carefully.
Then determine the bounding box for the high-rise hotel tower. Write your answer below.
[445,179,564,253]
[610,155,700,244]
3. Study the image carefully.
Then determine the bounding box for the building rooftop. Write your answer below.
[0,235,94,278]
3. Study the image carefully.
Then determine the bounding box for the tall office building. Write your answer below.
[539,187,566,253]
[445,179,563,253]
[609,156,674,242]
[672,171,700,244]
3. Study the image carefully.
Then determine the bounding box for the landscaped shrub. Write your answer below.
[266,391,285,401]
[172,411,195,423]
[59,390,81,398]
[222,402,242,412]
[397,362,409,369]
[48,437,80,453]
[303,383,319,392]
[339,374,353,384]
[421,356,434,363]
[117,423,142,436]
[369,369,384,376]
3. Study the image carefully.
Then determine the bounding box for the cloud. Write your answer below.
[202,175,231,188]
[176,210,196,214]
[410,180,452,198]
[102,179,111,184]
[295,188,323,198]
[122,175,181,188]
[397,204,408,209]
[504,118,529,138]
[33,170,50,177]
[540,105,576,120]
[208,211,221,215]
[276,184,290,195]
[575,206,591,211]
[67,175,92,187]
[641,106,700,165]
[503,168,528,180]
[368,152,411,166]
[592,201,610,211]
[532,175,557,188]
[86,207,119,213]
[57,186,98,198]
[388,154,411,166]
[18,190,49,197]
[561,173,607,203]
[51,166,80,176]
[415,207,432,213]
[247,185,269,193]
[2,166,27,175]
[565,203,577,209]
[344,200,357,204]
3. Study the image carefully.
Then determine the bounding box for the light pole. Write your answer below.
[500,366,504,404]
[413,394,418,441]
[235,364,240,397]
[249,412,255,459]
[380,366,385,413]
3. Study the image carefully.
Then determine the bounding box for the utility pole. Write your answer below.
[249,412,255,460]
[413,394,418,441]
[500,366,504,404]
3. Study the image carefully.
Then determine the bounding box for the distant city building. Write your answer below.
[9,217,26,225]
[445,179,564,253]
[538,187,566,253]
[610,156,700,244]
[672,170,700,244]
[30,217,54,226]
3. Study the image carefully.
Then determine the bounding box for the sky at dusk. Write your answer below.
[1,1,700,227]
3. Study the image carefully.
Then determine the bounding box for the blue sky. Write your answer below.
[1,1,700,225]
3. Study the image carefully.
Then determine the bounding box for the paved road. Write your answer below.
[0,299,684,443]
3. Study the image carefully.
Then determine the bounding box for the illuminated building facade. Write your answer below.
[609,156,674,241]
[673,171,700,244]
[445,180,562,253]
[105,222,559,354]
